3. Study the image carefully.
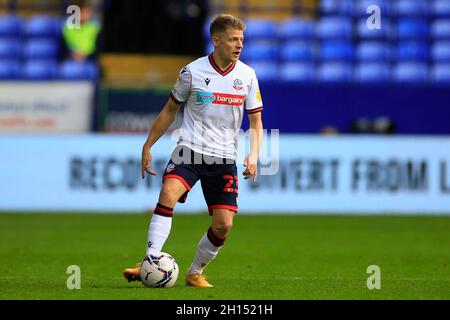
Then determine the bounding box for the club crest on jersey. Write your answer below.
[166,163,176,173]
[233,79,243,90]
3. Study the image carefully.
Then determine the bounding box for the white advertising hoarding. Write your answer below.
[0,134,449,214]
[0,82,94,133]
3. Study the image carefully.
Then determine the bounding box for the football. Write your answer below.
[139,252,179,288]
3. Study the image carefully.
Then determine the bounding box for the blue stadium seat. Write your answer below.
[319,41,354,61]
[355,0,392,17]
[397,19,429,39]
[24,16,62,38]
[22,60,58,80]
[0,15,22,37]
[396,42,429,61]
[315,17,353,39]
[356,19,390,39]
[431,41,450,62]
[392,63,428,82]
[395,0,428,16]
[0,38,21,59]
[431,0,450,17]
[59,60,99,80]
[0,59,20,79]
[317,63,353,82]
[431,19,450,39]
[278,19,314,40]
[246,61,278,81]
[23,39,59,60]
[356,42,391,61]
[280,41,314,62]
[241,41,279,61]
[431,63,450,82]
[244,19,278,40]
[320,0,354,16]
[354,63,390,82]
[279,62,315,82]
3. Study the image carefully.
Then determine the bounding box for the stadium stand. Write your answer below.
[0,37,20,58]
[280,40,315,62]
[0,58,19,78]
[244,60,279,81]
[317,62,353,82]
[278,18,314,40]
[0,14,21,37]
[244,19,279,40]
[394,0,428,16]
[23,15,61,38]
[0,0,99,80]
[1,0,449,85]
[204,0,450,84]
[279,61,315,82]
[392,62,429,82]
[23,38,59,60]
[431,63,450,82]
[431,0,450,17]
[58,59,98,80]
[21,59,58,79]
[354,62,390,82]
[356,42,391,61]
[432,41,450,62]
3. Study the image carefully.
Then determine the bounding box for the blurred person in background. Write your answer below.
[122,14,264,288]
[61,1,101,62]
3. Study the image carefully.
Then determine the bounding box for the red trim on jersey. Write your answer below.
[169,92,183,104]
[164,174,192,191]
[247,107,263,114]
[208,54,236,76]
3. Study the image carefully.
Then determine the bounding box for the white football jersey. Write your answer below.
[170,54,263,160]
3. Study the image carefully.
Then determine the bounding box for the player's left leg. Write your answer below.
[186,160,238,288]
[186,209,236,288]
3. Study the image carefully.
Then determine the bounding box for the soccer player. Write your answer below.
[122,14,263,288]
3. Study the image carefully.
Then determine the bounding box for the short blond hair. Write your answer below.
[210,14,246,36]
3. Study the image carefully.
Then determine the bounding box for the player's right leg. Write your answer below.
[122,178,187,282]
[123,147,199,283]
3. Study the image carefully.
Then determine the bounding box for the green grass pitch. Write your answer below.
[0,213,449,300]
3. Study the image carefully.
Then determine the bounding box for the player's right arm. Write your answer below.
[142,65,191,178]
[141,98,181,178]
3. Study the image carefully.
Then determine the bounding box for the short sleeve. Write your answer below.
[245,70,263,114]
[170,65,191,104]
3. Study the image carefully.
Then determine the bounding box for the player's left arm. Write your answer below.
[243,111,264,181]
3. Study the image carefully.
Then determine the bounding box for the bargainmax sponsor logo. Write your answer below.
[196,91,245,107]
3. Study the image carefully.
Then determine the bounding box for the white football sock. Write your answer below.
[187,228,225,275]
[145,213,172,256]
